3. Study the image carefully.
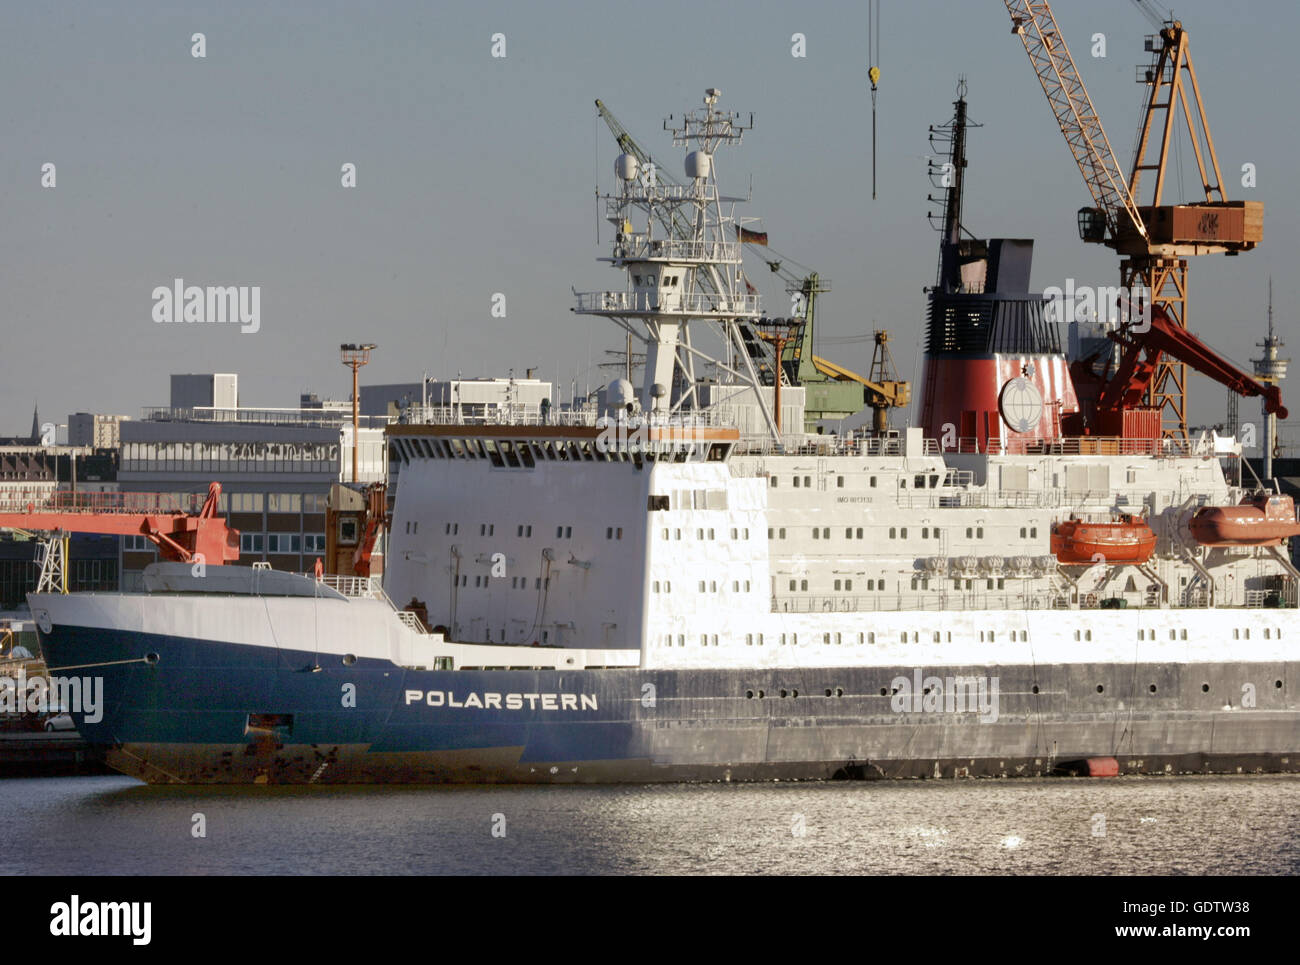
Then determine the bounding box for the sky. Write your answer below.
[1,0,1293,439]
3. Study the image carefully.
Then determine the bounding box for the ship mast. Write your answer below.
[573,89,778,441]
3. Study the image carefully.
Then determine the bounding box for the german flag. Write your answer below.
[736,226,768,245]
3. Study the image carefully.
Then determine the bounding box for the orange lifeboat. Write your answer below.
[1051,515,1156,565]
[1188,492,1300,547]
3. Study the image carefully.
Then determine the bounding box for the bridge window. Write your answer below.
[837,476,844,488]
[870,476,877,488]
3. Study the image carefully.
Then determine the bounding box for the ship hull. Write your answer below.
[35,620,1300,785]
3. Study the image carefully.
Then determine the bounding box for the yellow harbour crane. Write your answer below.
[1005,0,1262,439]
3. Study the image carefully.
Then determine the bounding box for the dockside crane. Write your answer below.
[1005,0,1262,439]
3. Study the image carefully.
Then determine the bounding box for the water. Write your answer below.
[3,775,1297,875]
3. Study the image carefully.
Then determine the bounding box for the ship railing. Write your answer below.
[574,290,761,316]
[401,405,602,427]
[399,404,736,430]
[733,436,906,457]
[608,238,741,263]
[142,405,389,429]
[770,592,1058,614]
[1245,590,1269,608]
[931,436,1209,457]
[316,575,386,600]
[395,610,431,634]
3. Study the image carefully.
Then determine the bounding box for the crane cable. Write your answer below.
[868,0,880,200]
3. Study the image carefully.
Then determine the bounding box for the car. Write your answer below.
[43,712,75,732]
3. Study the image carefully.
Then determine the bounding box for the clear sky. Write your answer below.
[1,0,1291,438]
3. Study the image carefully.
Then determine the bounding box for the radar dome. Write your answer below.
[608,378,636,409]
[615,153,639,181]
[685,151,712,179]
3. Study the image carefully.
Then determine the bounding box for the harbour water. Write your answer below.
[4,774,1297,875]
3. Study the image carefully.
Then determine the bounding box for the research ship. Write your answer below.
[18,82,1300,784]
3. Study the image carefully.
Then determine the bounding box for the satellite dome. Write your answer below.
[685,151,712,179]
[608,378,636,409]
[615,153,639,181]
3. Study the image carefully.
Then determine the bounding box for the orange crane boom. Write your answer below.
[0,481,240,566]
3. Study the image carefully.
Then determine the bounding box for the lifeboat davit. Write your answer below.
[1188,492,1300,547]
[1051,515,1156,565]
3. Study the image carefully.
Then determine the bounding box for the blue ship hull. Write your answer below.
[35,620,1300,784]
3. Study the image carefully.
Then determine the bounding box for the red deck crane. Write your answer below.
[1070,306,1286,436]
[0,481,240,567]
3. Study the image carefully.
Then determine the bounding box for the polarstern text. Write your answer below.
[404,690,598,711]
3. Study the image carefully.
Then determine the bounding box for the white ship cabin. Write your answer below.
[382,383,1298,669]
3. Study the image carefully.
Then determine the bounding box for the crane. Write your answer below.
[1005,1,1262,439]
[0,481,240,574]
[1072,305,1286,436]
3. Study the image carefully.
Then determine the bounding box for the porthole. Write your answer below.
[880,687,888,696]
[745,690,754,699]
[1031,685,1039,695]
[1148,684,1157,694]
[757,690,765,699]
[779,689,788,698]
[835,688,843,697]
[1276,680,1284,690]
[1096,684,1104,694]
[342,654,357,666]
[824,688,833,697]
[144,652,160,666]
[791,689,799,698]
[1201,683,1210,693]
